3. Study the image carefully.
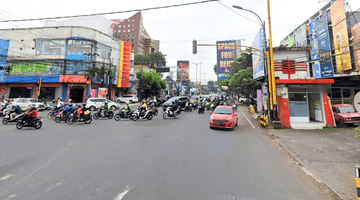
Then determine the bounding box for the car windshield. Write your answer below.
[338,106,356,113]
[28,99,36,103]
[165,97,179,104]
[213,107,232,115]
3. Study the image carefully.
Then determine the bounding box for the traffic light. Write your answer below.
[192,40,197,54]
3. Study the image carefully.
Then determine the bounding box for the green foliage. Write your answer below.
[213,64,217,74]
[84,67,100,81]
[137,70,167,94]
[230,53,252,74]
[134,52,166,68]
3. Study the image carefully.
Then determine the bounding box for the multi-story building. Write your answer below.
[112,12,160,56]
[0,26,131,102]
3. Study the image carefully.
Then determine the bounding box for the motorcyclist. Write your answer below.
[10,105,22,120]
[4,98,9,107]
[194,98,199,104]
[63,103,73,122]
[170,101,177,116]
[139,100,147,119]
[77,104,83,121]
[24,105,37,126]
[100,101,109,117]
[124,103,131,117]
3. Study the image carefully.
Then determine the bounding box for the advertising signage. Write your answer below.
[177,61,190,81]
[331,0,352,72]
[252,29,264,80]
[351,21,360,71]
[310,18,320,78]
[315,15,334,78]
[217,40,237,81]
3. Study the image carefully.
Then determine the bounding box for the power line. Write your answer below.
[0,0,220,23]
[161,33,257,43]
[216,1,260,25]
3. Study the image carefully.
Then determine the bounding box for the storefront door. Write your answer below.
[288,93,310,123]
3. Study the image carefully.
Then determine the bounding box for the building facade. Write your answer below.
[111,12,160,56]
[0,26,130,102]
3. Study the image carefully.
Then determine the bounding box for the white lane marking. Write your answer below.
[240,110,256,129]
[0,174,13,181]
[46,182,62,193]
[1,141,72,195]
[4,194,18,200]
[114,184,131,200]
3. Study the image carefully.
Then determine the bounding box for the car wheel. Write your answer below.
[90,106,96,111]
[235,119,238,126]
[129,100,133,104]
[209,126,213,130]
[339,119,347,128]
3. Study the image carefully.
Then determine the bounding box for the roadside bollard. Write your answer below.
[249,105,255,114]
[260,114,267,128]
[356,166,360,200]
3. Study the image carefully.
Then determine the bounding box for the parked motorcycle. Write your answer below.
[163,107,179,120]
[67,110,92,125]
[2,111,25,124]
[16,117,43,129]
[93,109,114,120]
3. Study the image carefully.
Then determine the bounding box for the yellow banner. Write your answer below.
[331,0,352,72]
[117,41,124,88]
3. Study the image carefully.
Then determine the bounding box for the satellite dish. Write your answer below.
[354,92,360,112]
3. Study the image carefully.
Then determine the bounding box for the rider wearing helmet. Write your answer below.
[124,103,131,117]
[100,101,109,116]
[139,100,147,118]
[63,102,73,122]
[170,101,177,115]
[10,105,22,120]
[24,104,38,126]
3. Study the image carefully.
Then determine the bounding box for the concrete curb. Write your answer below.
[271,134,343,200]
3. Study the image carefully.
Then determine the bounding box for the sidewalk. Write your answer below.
[268,127,360,200]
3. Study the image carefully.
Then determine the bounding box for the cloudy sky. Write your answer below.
[1,0,360,84]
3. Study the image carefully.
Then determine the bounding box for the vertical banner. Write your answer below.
[315,15,334,78]
[295,25,308,47]
[0,40,10,83]
[121,42,131,88]
[217,40,237,80]
[117,41,124,88]
[351,22,360,71]
[310,18,320,78]
[331,0,352,72]
[252,29,264,79]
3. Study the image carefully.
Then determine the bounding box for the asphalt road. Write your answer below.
[0,107,330,200]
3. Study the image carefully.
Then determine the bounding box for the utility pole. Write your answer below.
[84,42,98,99]
[202,72,208,93]
[191,62,202,85]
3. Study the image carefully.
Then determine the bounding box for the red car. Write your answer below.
[209,105,238,129]
[332,104,360,127]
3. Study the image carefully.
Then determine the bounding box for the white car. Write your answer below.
[86,98,119,111]
[116,95,138,104]
[12,98,46,111]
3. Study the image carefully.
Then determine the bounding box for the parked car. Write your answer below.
[238,95,247,104]
[116,95,138,104]
[332,104,360,127]
[86,98,119,111]
[209,105,238,129]
[12,98,46,111]
[162,96,189,111]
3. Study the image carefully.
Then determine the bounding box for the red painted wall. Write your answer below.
[322,92,335,127]
[277,95,291,127]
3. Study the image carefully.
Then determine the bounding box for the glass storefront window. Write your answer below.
[342,89,350,98]
[331,88,341,98]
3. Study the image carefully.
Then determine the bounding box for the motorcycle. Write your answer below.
[47,106,61,119]
[16,117,43,129]
[198,104,205,114]
[163,107,179,120]
[67,110,92,125]
[114,107,134,121]
[2,111,25,124]
[148,104,158,116]
[205,102,211,110]
[55,109,69,123]
[93,109,114,120]
[210,103,215,112]
[131,107,153,121]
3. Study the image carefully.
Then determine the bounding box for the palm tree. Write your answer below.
[84,67,100,94]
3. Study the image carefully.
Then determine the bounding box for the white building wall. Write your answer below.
[273,50,310,80]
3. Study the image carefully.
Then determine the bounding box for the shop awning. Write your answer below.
[275,79,334,84]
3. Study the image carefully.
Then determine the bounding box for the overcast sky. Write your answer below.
[1,0,360,84]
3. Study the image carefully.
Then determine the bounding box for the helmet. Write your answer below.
[142,100,146,103]
[82,103,86,107]
[4,98,7,101]
[105,101,108,105]
[196,98,198,100]
[65,103,68,105]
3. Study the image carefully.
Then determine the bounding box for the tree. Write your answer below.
[134,52,166,69]
[213,64,217,74]
[136,69,167,96]
[84,67,100,92]
[229,53,252,75]
[228,67,261,98]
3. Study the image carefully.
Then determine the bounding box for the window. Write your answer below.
[128,24,130,27]
[331,88,341,98]
[128,30,130,32]
[127,34,130,37]
[36,39,66,55]
[132,24,134,27]
[132,19,134,22]
[132,34,134,37]
[123,35,125,37]
[343,89,351,98]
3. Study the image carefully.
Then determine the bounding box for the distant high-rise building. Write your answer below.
[112,12,160,56]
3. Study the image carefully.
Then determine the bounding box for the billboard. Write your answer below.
[252,29,264,79]
[177,61,189,81]
[310,18,320,78]
[351,22,360,71]
[294,24,308,47]
[217,40,237,80]
[315,15,334,78]
[331,0,352,72]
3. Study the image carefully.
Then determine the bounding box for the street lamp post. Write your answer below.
[232,5,274,121]
[191,62,202,85]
